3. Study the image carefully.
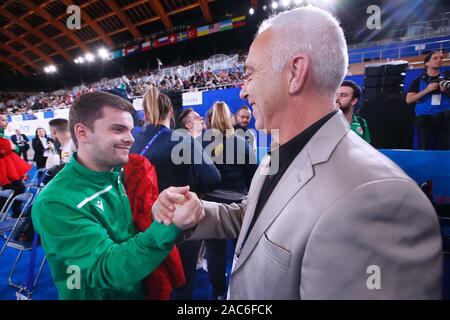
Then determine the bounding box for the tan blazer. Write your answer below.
[189,111,442,299]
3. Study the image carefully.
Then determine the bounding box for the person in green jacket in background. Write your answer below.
[336,80,372,144]
[0,114,20,154]
[32,92,204,300]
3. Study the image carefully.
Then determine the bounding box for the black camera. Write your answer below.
[439,80,450,90]
[425,75,446,94]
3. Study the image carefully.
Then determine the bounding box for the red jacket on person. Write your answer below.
[0,137,31,186]
[124,153,185,300]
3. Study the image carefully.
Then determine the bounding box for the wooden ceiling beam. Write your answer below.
[4,0,217,65]
[60,0,115,49]
[21,0,91,54]
[149,0,174,32]
[0,44,40,72]
[0,28,54,65]
[250,0,258,9]
[198,0,213,23]
[0,56,30,75]
[0,7,73,61]
[106,0,141,39]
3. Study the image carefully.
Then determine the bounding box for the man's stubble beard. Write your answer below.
[91,138,128,169]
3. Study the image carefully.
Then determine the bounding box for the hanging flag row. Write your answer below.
[110,15,246,60]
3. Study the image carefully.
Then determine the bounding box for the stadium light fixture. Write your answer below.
[85,53,95,62]
[249,8,255,15]
[294,0,302,4]
[98,48,109,60]
[272,2,279,9]
[282,0,291,7]
[44,65,57,73]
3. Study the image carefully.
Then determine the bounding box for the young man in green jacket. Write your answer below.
[336,80,371,144]
[32,92,204,300]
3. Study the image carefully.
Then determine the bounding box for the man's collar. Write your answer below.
[69,152,122,183]
[269,110,338,167]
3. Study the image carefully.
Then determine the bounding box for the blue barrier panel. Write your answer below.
[22,113,37,120]
[43,111,54,119]
[380,149,450,203]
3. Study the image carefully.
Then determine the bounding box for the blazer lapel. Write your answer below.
[232,111,351,274]
[233,150,315,273]
[235,155,271,251]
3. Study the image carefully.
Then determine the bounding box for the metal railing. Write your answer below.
[182,82,244,93]
[349,39,450,64]
[348,13,450,49]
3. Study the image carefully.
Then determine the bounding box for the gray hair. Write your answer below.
[258,6,348,95]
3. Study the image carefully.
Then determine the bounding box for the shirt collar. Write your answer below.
[68,152,122,183]
[270,110,338,168]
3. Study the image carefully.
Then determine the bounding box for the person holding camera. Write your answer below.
[406,50,450,150]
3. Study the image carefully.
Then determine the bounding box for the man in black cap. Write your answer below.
[406,50,450,150]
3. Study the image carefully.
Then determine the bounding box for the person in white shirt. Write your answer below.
[49,118,75,164]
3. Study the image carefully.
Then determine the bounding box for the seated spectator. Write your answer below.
[0,113,31,218]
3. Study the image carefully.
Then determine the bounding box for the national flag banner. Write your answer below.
[126,45,139,55]
[220,19,233,31]
[232,15,246,28]
[177,31,188,42]
[209,23,220,34]
[113,50,123,59]
[168,34,177,44]
[187,29,197,39]
[142,41,152,51]
[232,15,245,23]
[197,25,209,37]
[154,36,170,48]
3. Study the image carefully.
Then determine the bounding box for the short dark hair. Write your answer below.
[236,105,251,114]
[69,92,134,148]
[48,118,68,133]
[424,50,444,67]
[341,80,361,100]
[178,108,194,128]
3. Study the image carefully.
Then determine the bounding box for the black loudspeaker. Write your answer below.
[358,95,415,149]
[363,61,408,100]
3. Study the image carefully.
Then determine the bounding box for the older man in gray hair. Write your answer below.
[154,6,442,299]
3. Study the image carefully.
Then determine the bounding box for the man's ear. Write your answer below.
[74,123,90,145]
[288,54,309,95]
[351,98,359,108]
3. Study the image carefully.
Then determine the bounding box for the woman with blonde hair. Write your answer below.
[130,85,221,300]
[202,101,257,300]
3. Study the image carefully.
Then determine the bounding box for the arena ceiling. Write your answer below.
[0,0,258,76]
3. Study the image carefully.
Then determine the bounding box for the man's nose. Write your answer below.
[124,131,135,145]
[240,85,248,100]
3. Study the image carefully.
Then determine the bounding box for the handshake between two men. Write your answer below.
[153,186,206,230]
